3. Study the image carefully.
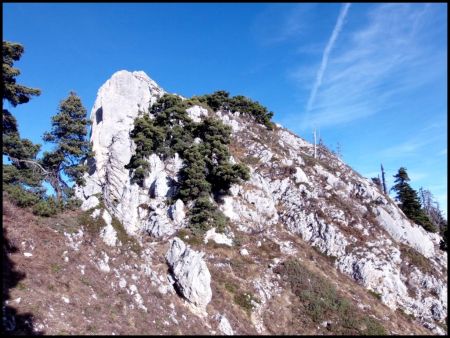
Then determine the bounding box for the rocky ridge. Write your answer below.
[73,70,447,334]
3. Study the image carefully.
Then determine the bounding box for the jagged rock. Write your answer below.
[100,210,118,247]
[204,228,233,246]
[97,252,111,273]
[293,167,309,184]
[81,195,99,211]
[375,205,435,258]
[145,207,175,239]
[217,315,234,335]
[75,70,165,235]
[240,248,249,256]
[165,237,212,311]
[72,70,447,333]
[150,173,170,198]
[91,209,101,219]
[168,199,186,224]
[186,105,208,123]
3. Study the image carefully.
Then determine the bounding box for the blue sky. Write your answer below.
[3,3,447,216]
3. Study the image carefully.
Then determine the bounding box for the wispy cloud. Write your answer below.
[251,4,315,46]
[287,3,446,131]
[306,3,351,112]
[378,123,445,158]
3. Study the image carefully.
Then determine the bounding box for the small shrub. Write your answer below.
[17,282,27,291]
[77,209,106,236]
[274,259,387,334]
[368,289,382,300]
[111,215,141,255]
[242,155,260,166]
[224,281,239,294]
[400,244,435,275]
[234,292,260,316]
[361,316,387,335]
[4,184,40,208]
[176,228,203,247]
[32,198,60,217]
[50,263,61,274]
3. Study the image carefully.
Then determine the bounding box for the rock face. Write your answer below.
[165,237,212,311]
[75,70,447,333]
[75,70,187,238]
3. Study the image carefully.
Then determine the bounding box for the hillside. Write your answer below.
[3,70,447,335]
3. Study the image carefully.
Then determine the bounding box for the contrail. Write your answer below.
[306,3,351,112]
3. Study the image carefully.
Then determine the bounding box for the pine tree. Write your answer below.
[3,41,41,161]
[2,41,44,206]
[42,92,92,202]
[2,41,41,107]
[391,167,436,232]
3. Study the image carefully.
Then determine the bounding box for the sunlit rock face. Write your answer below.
[75,70,447,332]
[165,237,212,311]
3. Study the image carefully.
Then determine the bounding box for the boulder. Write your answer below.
[165,238,212,311]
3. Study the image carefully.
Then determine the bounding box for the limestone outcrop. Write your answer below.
[74,70,447,333]
[165,237,212,311]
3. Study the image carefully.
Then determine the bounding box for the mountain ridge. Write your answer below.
[4,70,446,335]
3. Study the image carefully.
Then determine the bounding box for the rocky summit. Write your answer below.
[4,70,446,335]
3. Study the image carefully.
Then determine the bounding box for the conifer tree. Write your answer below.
[42,92,91,202]
[391,167,436,232]
[2,41,41,108]
[2,41,44,205]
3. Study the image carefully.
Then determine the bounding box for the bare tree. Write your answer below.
[419,187,447,232]
[381,164,387,195]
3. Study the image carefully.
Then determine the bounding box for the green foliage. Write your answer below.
[233,292,260,316]
[361,317,387,335]
[193,90,274,129]
[178,144,211,200]
[127,94,250,238]
[4,184,41,208]
[111,215,141,255]
[189,196,229,236]
[368,289,382,300]
[43,92,92,193]
[32,198,60,217]
[391,167,437,233]
[77,210,107,237]
[2,41,45,206]
[400,245,435,275]
[228,95,274,129]
[2,41,41,107]
[274,259,386,335]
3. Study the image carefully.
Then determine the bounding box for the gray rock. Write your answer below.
[166,238,212,311]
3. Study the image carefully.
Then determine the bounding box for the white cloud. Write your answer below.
[306,3,351,112]
[378,124,444,158]
[252,4,315,45]
[288,3,446,131]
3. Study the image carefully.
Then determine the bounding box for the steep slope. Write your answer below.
[2,194,434,335]
[4,70,445,335]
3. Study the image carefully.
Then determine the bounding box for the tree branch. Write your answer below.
[9,157,50,175]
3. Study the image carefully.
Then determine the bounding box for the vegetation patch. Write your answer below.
[110,215,141,255]
[233,292,260,317]
[400,244,436,276]
[274,259,386,335]
[77,209,106,237]
[368,289,382,300]
[126,94,250,240]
